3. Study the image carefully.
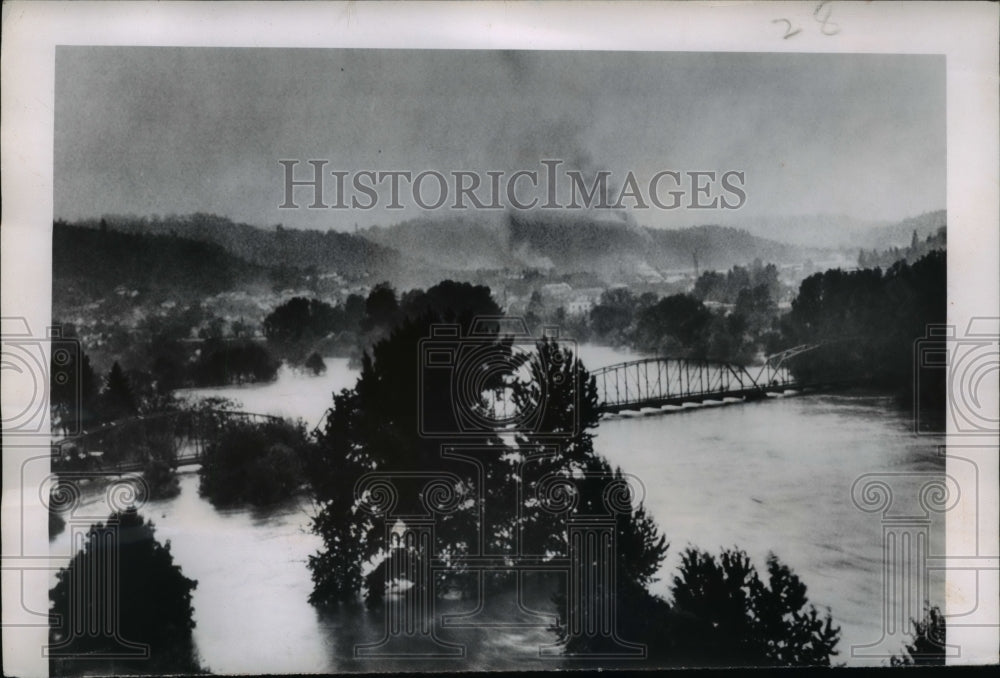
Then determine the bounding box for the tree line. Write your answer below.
[552,261,786,366]
[858,227,946,270]
[780,250,946,410]
[50,332,279,436]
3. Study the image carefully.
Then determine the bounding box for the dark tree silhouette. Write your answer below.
[692,261,782,305]
[191,339,279,386]
[308,284,502,607]
[500,338,671,655]
[50,335,100,433]
[343,293,366,331]
[101,361,137,421]
[780,250,946,412]
[49,507,201,675]
[633,294,713,356]
[264,297,342,344]
[307,291,670,643]
[199,419,310,507]
[143,457,180,500]
[668,547,841,666]
[891,605,947,666]
[399,280,499,325]
[361,282,401,334]
[589,287,637,342]
[305,352,327,375]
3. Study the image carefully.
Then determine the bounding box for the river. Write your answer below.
[50,345,945,670]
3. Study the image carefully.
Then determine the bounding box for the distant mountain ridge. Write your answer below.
[74,209,944,286]
[74,213,401,279]
[53,221,268,303]
[736,210,946,250]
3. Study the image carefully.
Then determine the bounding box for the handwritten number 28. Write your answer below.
[774,1,840,40]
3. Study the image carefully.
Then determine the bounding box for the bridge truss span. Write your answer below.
[591,356,799,414]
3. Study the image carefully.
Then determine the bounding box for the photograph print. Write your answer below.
[3,4,995,674]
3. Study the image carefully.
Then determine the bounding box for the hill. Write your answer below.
[64,209,943,290]
[53,221,267,304]
[75,213,401,279]
[737,210,946,250]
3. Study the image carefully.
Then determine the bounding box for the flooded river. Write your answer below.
[51,346,944,669]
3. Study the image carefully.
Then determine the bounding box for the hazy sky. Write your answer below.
[55,47,945,231]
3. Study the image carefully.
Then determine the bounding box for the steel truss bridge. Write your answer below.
[51,409,285,475]
[592,344,825,414]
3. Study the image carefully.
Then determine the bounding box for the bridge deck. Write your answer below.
[597,385,801,414]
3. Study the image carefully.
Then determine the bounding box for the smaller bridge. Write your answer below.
[592,345,821,415]
[51,409,286,475]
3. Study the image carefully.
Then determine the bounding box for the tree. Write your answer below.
[513,338,668,577]
[101,361,137,421]
[49,507,201,675]
[519,356,672,659]
[191,340,279,386]
[308,307,672,646]
[361,282,400,334]
[264,297,341,345]
[693,270,727,302]
[308,281,511,607]
[780,251,946,407]
[305,352,327,375]
[633,294,712,356]
[704,313,753,365]
[50,337,100,433]
[589,287,636,341]
[668,547,841,666]
[734,283,778,338]
[126,366,180,415]
[198,316,226,341]
[143,457,181,500]
[342,293,366,332]
[198,419,309,507]
[399,280,500,326]
[264,297,343,365]
[525,289,545,328]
